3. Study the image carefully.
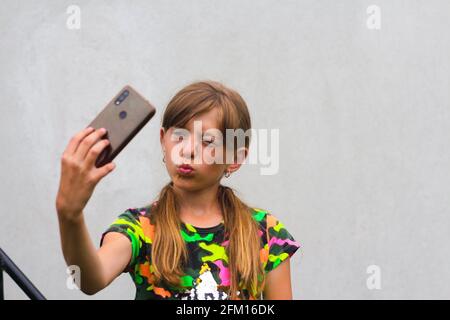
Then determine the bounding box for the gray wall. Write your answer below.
[1,0,449,299]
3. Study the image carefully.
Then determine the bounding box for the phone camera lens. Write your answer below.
[115,90,129,105]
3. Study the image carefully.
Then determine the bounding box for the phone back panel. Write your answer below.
[87,85,156,168]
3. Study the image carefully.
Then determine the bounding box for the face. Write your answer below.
[160,108,245,192]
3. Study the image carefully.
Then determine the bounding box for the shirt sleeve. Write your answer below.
[264,213,301,273]
[99,208,143,273]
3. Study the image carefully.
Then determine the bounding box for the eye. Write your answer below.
[172,130,187,142]
[202,136,215,145]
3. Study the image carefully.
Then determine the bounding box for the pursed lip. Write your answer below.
[178,164,194,170]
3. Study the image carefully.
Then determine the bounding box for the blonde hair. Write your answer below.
[151,80,264,299]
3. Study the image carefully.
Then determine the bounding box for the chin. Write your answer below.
[172,175,201,191]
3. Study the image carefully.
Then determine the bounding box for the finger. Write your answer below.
[64,127,95,156]
[84,138,111,169]
[91,161,116,184]
[75,128,107,161]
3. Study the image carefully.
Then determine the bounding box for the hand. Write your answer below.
[55,127,115,222]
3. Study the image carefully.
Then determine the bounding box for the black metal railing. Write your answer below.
[0,247,46,300]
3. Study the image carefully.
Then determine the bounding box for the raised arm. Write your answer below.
[55,126,130,295]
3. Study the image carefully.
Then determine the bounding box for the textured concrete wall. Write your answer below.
[1,0,450,299]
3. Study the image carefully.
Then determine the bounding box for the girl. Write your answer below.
[56,80,300,300]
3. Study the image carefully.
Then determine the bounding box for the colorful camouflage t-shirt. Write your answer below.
[99,204,300,300]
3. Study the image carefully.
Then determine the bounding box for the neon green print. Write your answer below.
[181,230,214,242]
[126,228,140,264]
[185,223,197,233]
[273,221,285,233]
[180,275,195,287]
[113,218,151,244]
[100,207,300,300]
[253,210,267,222]
[199,242,228,263]
[134,272,144,285]
[268,252,289,268]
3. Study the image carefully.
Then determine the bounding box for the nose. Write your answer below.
[180,134,200,161]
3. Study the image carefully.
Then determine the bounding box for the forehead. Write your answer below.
[181,108,222,131]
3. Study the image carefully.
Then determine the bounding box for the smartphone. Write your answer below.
[86,85,156,168]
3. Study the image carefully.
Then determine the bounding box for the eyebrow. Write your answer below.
[174,124,220,133]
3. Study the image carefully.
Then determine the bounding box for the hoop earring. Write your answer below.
[224,171,231,178]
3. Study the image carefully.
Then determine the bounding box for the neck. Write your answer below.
[173,183,223,223]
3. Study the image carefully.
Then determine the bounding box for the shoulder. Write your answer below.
[126,201,157,223]
[249,207,279,229]
[250,207,269,221]
[110,204,155,234]
[249,207,300,272]
[249,207,296,241]
[249,207,276,239]
[114,206,146,224]
[131,203,156,241]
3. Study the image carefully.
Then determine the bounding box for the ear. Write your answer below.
[226,147,248,174]
[236,147,248,164]
[160,127,165,146]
